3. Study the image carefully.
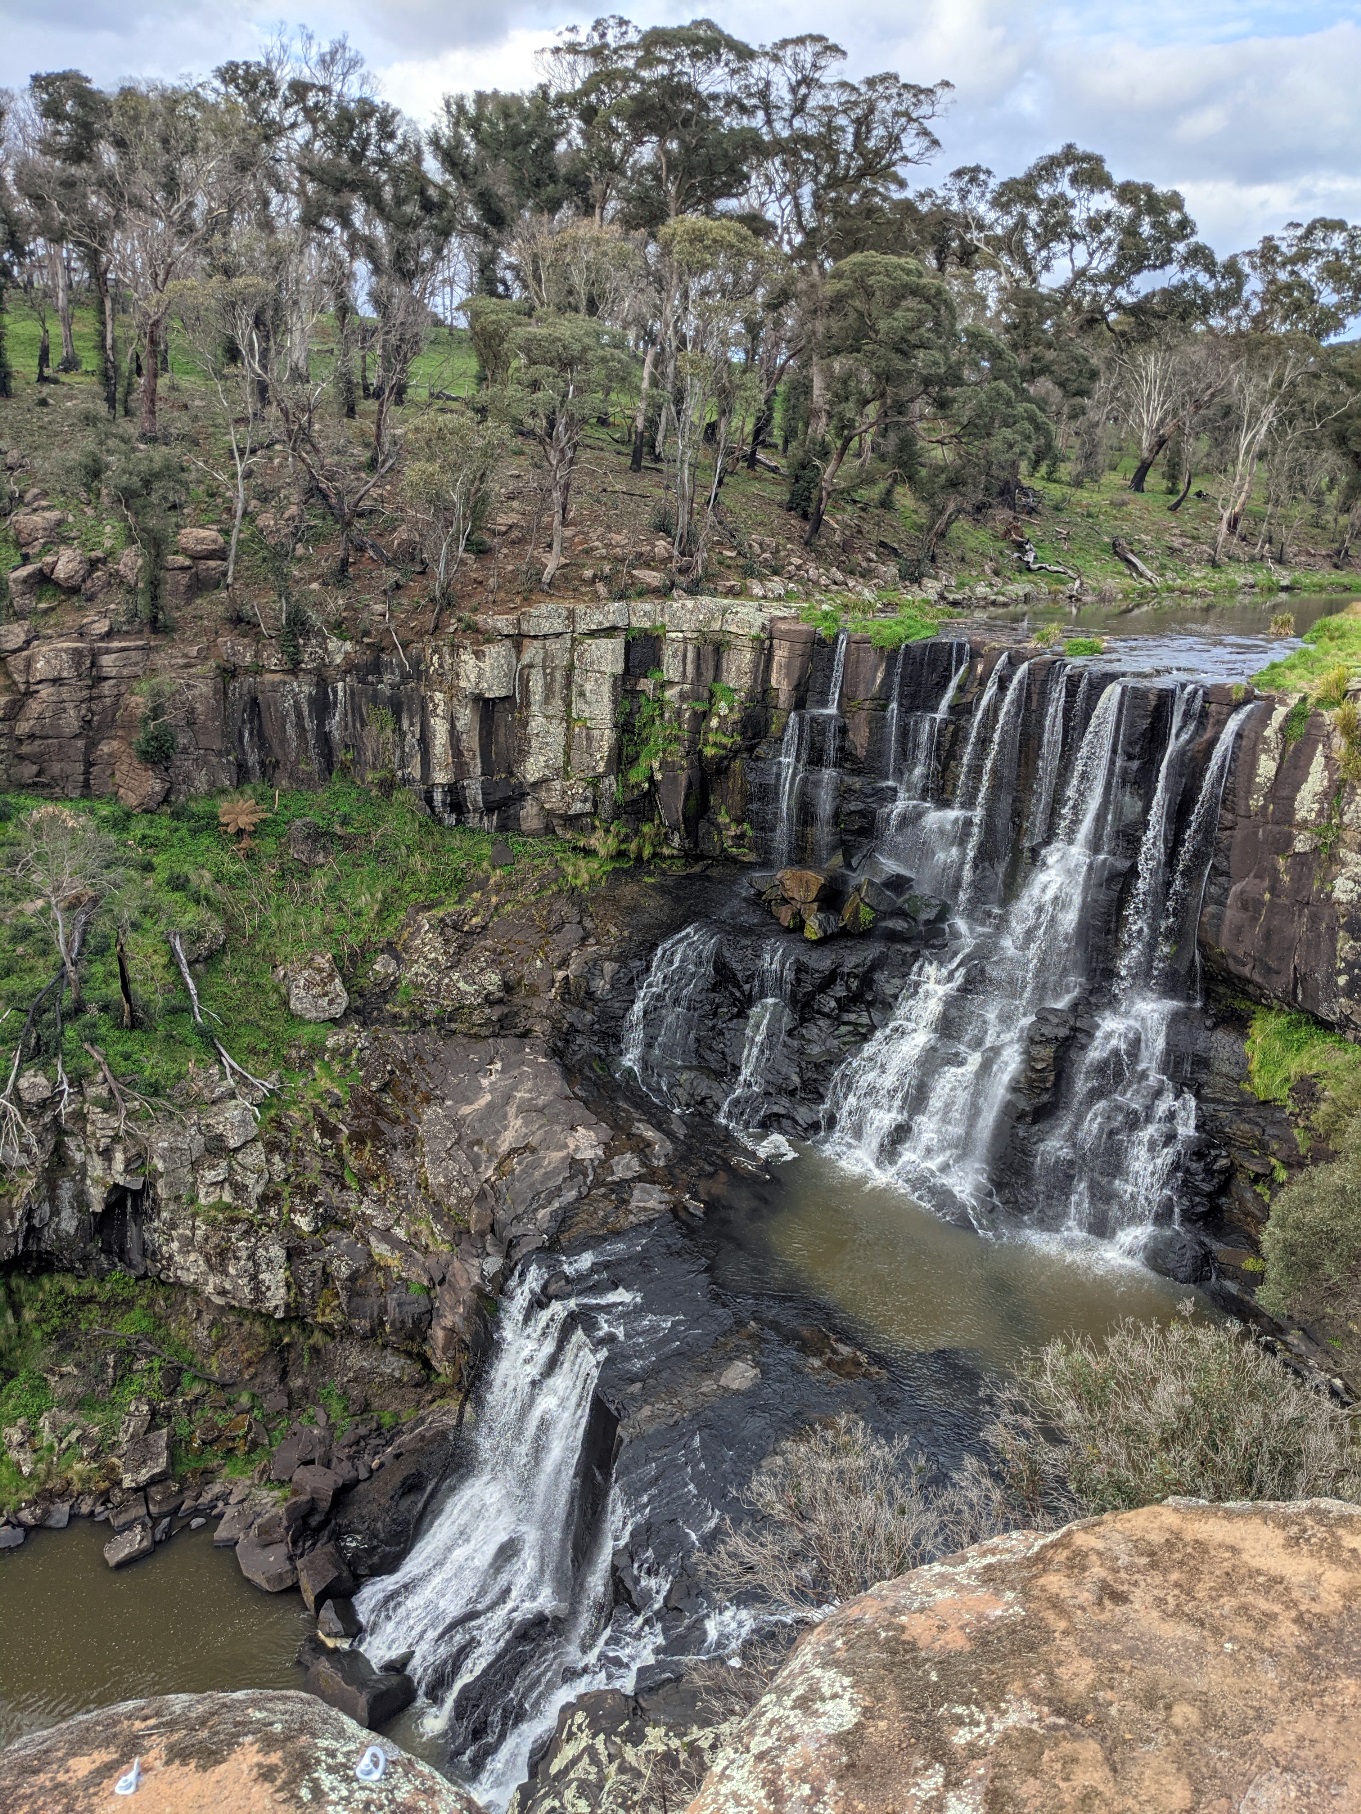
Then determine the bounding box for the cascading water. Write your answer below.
[825,678,1137,1226]
[771,631,848,867]
[619,922,719,1105]
[719,943,796,1135]
[354,1255,673,1812]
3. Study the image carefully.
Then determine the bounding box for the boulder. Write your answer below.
[177,526,227,560]
[281,953,349,1022]
[16,1068,52,1105]
[270,1425,329,1482]
[103,1519,154,1569]
[195,559,227,591]
[236,1532,298,1593]
[286,817,331,868]
[0,621,33,654]
[6,562,45,612]
[109,1493,148,1533]
[293,1463,344,1519]
[297,1540,355,1613]
[775,866,826,906]
[304,1649,417,1729]
[0,1689,484,1813]
[688,1498,1361,1814]
[11,508,65,551]
[145,1480,183,1520]
[120,1427,170,1490]
[317,1595,363,1642]
[49,547,90,591]
[212,1500,254,1547]
[0,1524,25,1550]
[253,1494,311,1546]
[42,1499,72,1530]
[114,546,142,588]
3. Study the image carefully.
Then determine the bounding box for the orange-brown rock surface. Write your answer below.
[687,1498,1361,1814]
[0,1688,484,1813]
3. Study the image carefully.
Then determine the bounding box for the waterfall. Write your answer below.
[825,683,1144,1227]
[619,923,719,1104]
[719,944,796,1134]
[1035,704,1254,1241]
[354,1258,648,1810]
[1024,663,1068,853]
[770,631,847,867]
[825,682,1252,1242]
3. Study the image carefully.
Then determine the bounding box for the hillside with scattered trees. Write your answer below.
[1,21,1361,635]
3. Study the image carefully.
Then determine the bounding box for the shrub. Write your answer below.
[1260,1152,1361,1341]
[984,1309,1361,1524]
[1064,636,1104,657]
[701,1414,996,1618]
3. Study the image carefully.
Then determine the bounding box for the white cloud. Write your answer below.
[3,0,1359,254]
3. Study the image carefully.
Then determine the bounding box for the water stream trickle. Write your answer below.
[771,631,848,868]
[719,944,796,1136]
[619,922,720,1105]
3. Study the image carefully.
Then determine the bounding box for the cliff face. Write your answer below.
[1202,699,1361,1034]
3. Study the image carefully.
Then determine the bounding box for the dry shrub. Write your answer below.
[986,1306,1361,1524]
[700,1414,1003,1620]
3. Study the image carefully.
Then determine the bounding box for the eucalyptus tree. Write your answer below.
[500,312,633,586]
[802,250,956,543]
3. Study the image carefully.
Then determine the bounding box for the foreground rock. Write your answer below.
[0,1689,484,1812]
[688,1498,1361,1814]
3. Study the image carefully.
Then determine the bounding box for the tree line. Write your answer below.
[3,19,1361,604]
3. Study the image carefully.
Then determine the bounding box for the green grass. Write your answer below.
[800,594,950,648]
[1254,606,1361,695]
[1064,636,1104,657]
[0,781,578,1103]
[1246,1008,1361,1107]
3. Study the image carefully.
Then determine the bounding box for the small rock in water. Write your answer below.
[297,1541,354,1613]
[304,1650,416,1729]
[42,1501,72,1531]
[236,1533,298,1594]
[153,1517,172,1544]
[189,1517,206,1530]
[0,1525,25,1550]
[317,1596,363,1643]
[104,1520,154,1569]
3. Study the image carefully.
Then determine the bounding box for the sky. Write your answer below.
[3,0,1360,253]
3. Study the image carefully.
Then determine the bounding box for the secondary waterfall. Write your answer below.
[771,630,848,867]
[719,943,796,1135]
[354,1255,666,1812]
[620,922,719,1105]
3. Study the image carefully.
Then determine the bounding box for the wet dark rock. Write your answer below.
[304,1648,417,1729]
[298,1541,355,1613]
[1142,1224,1214,1285]
[42,1500,72,1530]
[237,1532,299,1593]
[1,1689,483,1813]
[491,839,515,868]
[0,1524,25,1549]
[327,1416,465,1580]
[104,1519,153,1568]
[318,1595,363,1641]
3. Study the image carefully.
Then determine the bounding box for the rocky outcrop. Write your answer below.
[1203,699,1361,1035]
[1,1028,682,1374]
[0,1689,484,1812]
[687,1498,1361,1814]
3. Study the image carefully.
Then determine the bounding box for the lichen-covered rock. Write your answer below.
[49,546,90,590]
[10,508,65,551]
[687,1498,1361,1814]
[0,1689,484,1812]
[177,526,227,560]
[280,952,349,1022]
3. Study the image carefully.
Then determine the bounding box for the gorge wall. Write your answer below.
[3,601,1361,1351]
